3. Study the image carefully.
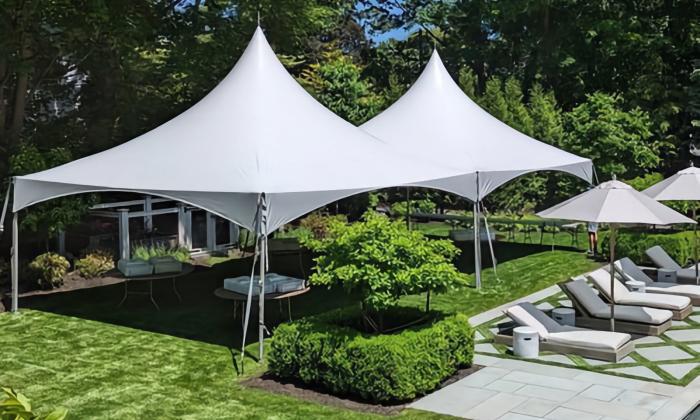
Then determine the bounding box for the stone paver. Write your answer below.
[633,336,664,345]
[558,300,572,308]
[562,396,653,420]
[672,320,689,327]
[463,393,528,420]
[476,330,485,340]
[635,345,693,361]
[665,329,700,342]
[511,398,558,417]
[515,384,577,403]
[535,354,576,365]
[476,343,501,354]
[613,389,670,412]
[537,302,555,310]
[545,407,602,420]
[485,379,526,393]
[606,365,663,381]
[579,384,623,402]
[659,362,700,380]
[690,314,700,323]
[689,343,700,353]
[411,383,497,417]
[455,366,509,388]
[498,413,543,420]
[502,371,590,392]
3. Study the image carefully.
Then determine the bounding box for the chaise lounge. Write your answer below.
[494,302,634,362]
[559,278,673,336]
[615,257,700,305]
[645,245,700,284]
[587,268,693,320]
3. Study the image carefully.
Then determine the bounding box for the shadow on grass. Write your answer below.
[18,240,575,349]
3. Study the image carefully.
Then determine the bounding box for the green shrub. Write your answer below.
[391,198,436,217]
[298,213,347,240]
[300,212,467,328]
[28,253,69,289]
[75,250,114,278]
[602,230,696,265]
[268,310,474,403]
[0,387,67,419]
[132,244,190,263]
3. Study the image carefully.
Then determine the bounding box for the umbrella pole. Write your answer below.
[609,224,616,332]
[695,207,698,285]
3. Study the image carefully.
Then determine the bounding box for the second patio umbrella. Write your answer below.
[537,177,695,331]
[643,165,700,284]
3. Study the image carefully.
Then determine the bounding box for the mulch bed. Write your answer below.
[242,364,483,415]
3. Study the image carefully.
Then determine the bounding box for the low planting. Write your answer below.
[28,252,70,289]
[132,244,190,263]
[268,309,474,403]
[75,250,114,278]
[602,230,695,265]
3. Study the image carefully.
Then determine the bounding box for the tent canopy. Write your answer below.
[361,50,593,200]
[643,165,700,201]
[12,27,464,232]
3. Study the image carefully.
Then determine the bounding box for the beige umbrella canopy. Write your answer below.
[538,178,695,330]
[643,165,700,284]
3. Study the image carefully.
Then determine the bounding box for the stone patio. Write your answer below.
[410,283,700,419]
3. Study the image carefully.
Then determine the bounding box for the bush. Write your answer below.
[298,213,347,240]
[300,212,467,327]
[75,250,114,278]
[602,230,696,265]
[268,310,474,403]
[391,198,436,217]
[132,244,190,263]
[28,252,70,289]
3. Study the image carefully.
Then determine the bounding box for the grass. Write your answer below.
[0,229,602,418]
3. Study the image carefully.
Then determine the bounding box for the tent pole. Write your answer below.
[474,201,481,288]
[258,233,266,361]
[11,212,18,312]
[609,224,616,332]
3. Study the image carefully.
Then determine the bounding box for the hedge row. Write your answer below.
[267,310,474,403]
[602,230,696,266]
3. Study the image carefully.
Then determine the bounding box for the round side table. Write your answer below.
[552,307,576,326]
[513,326,539,358]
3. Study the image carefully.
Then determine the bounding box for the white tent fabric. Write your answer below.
[643,165,700,201]
[360,50,594,200]
[11,27,464,233]
[537,179,695,225]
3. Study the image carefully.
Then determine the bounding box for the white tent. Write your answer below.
[6,27,464,358]
[361,50,594,286]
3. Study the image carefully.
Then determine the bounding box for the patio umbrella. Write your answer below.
[643,165,700,284]
[537,177,695,331]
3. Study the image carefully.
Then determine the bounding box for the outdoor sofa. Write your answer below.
[559,278,672,336]
[494,302,634,362]
[587,268,693,320]
[615,257,700,305]
[645,245,700,284]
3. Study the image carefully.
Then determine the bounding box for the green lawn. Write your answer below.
[0,238,601,418]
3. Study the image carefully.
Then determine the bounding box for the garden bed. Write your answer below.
[244,364,483,415]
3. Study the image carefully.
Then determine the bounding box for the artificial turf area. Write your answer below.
[0,228,602,418]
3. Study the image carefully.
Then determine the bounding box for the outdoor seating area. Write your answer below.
[2,3,699,419]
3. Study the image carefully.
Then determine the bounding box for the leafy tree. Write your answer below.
[562,92,661,180]
[458,67,478,99]
[299,49,384,124]
[300,212,467,330]
[480,77,509,122]
[528,83,564,145]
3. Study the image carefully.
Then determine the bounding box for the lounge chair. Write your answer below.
[493,302,634,362]
[645,245,699,284]
[559,278,672,336]
[615,257,700,305]
[587,268,693,320]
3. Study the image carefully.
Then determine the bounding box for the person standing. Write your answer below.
[587,222,598,256]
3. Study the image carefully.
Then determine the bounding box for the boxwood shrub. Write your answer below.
[268,310,474,403]
[602,230,695,266]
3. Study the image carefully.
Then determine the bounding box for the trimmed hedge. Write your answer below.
[602,230,695,266]
[268,310,474,403]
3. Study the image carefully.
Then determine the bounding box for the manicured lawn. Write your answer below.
[0,237,601,418]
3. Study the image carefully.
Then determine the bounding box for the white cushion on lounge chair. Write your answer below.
[548,330,630,351]
[505,305,549,339]
[610,306,672,324]
[644,285,700,300]
[588,269,691,310]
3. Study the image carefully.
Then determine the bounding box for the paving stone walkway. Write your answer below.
[410,283,700,419]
